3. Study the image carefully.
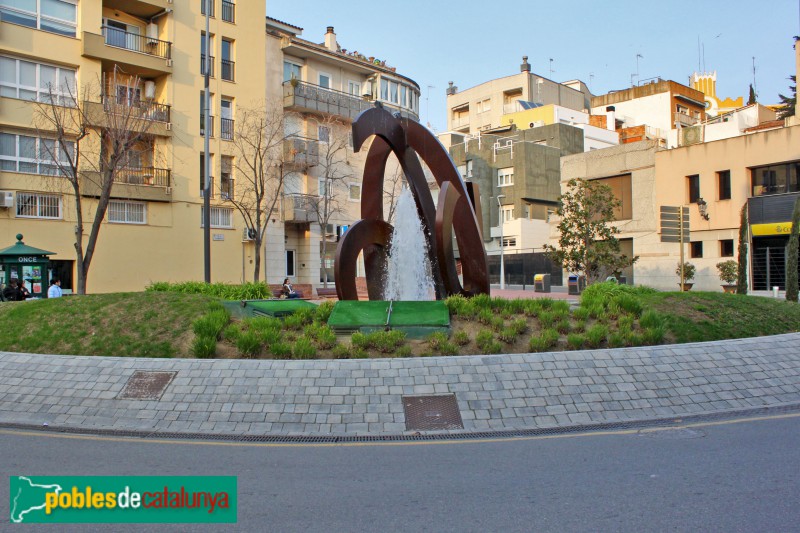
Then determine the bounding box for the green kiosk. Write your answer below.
[0,234,55,299]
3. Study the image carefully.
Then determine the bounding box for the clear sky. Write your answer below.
[268,0,800,132]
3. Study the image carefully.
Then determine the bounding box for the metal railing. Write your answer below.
[220,177,234,199]
[114,166,170,187]
[200,177,215,198]
[452,116,470,129]
[102,95,170,123]
[221,59,234,81]
[222,0,235,22]
[284,136,319,166]
[201,115,214,137]
[201,54,215,77]
[283,80,371,120]
[283,193,318,222]
[221,117,234,140]
[102,26,171,59]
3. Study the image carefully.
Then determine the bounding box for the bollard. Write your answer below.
[773,286,779,298]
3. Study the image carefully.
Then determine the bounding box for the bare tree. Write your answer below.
[33,66,159,294]
[226,102,293,282]
[307,116,353,288]
[383,163,405,224]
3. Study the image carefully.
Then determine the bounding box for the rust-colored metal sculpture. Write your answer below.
[334,106,489,300]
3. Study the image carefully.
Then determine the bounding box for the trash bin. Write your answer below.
[534,273,551,293]
[568,274,586,295]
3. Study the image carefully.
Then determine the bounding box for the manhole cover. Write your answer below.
[117,371,177,400]
[403,394,464,431]
[637,427,706,440]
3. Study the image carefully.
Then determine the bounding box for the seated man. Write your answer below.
[282,278,300,299]
[2,280,21,301]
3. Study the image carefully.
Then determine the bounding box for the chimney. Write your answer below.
[520,55,531,73]
[324,26,337,52]
[446,81,457,96]
[606,105,616,131]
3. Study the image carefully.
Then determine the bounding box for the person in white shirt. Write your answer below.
[47,278,63,298]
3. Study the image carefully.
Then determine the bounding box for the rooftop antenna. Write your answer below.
[426,84,434,127]
[636,53,643,83]
[697,35,701,72]
[752,56,758,98]
[589,72,595,89]
[549,58,554,78]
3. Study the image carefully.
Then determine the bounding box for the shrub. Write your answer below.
[191,335,216,358]
[529,328,559,352]
[614,295,642,317]
[618,314,635,331]
[510,318,528,335]
[396,345,413,357]
[490,315,505,332]
[608,332,627,348]
[538,298,554,309]
[528,336,551,352]
[283,309,314,330]
[427,331,449,351]
[257,328,281,347]
[445,294,470,315]
[481,340,503,354]
[270,341,292,359]
[716,260,739,285]
[572,307,590,321]
[332,344,351,359]
[567,333,585,349]
[351,332,369,350]
[192,309,230,339]
[371,330,406,353]
[146,281,273,300]
[538,311,556,329]
[223,324,241,342]
[573,320,586,333]
[470,293,492,311]
[639,310,664,330]
[506,299,528,315]
[477,308,494,325]
[292,337,317,359]
[236,331,262,358]
[475,329,495,352]
[585,324,608,348]
[556,319,571,334]
[314,301,335,323]
[625,331,643,347]
[642,326,665,346]
[498,327,518,344]
[552,300,570,314]
[452,330,471,346]
[314,325,337,350]
[676,261,696,282]
[501,308,513,319]
[245,316,282,332]
[523,301,542,318]
[604,301,622,320]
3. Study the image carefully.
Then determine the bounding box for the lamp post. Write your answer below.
[497,194,505,290]
[202,0,211,283]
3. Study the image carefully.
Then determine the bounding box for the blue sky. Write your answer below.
[268,0,800,132]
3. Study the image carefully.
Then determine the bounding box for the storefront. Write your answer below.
[0,234,55,299]
[748,193,799,291]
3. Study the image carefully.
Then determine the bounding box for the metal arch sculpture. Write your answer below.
[334,106,489,300]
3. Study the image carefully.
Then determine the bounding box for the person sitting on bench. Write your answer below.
[282,278,299,299]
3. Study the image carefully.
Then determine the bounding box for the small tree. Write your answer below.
[676,262,696,282]
[307,116,353,288]
[737,204,749,294]
[227,102,294,282]
[786,197,800,302]
[544,178,638,284]
[776,38,798,119]
[34,66,158,294]
[747,84,757,105]
[716,260,738,285]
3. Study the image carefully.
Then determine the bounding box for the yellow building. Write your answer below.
[690,71,744,117]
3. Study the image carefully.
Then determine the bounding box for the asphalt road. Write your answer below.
[2,414,799,532]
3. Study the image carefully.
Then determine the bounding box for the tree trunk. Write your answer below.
[321,227,329,289]
[253,237,261,283]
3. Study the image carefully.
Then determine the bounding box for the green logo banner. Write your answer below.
[9,476,237,523]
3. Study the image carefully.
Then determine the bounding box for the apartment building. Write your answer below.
[0,0,266,293]
[265,20,421,285]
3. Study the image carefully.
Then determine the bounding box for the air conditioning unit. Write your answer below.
[529,120,544,129]
[0,191,13,208]
[324,223,336,236]
[146,23,159,44]
[242,227,257,241]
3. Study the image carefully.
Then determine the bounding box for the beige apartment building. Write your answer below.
[0,3,421,293]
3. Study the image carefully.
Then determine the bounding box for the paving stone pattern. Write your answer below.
[1,333,800,436]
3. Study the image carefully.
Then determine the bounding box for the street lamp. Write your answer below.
[497,194,506,290]
[697,197,710,221]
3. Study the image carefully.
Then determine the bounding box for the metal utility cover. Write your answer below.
[403,394,464,431]
[117,371,176,400]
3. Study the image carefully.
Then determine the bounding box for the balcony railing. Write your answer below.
[221,117,234,140]
[222,0,235,22]
[284,136,319,167]
[201,115,214,137]
[200,177,215,198]
[283,80,371,121]
[220,177,234,199]
[102,95,170,123]
[221,59,235,81]
[201,54,215,77]
[283,193,318,223]
[102,26,171,60]
[674,112,699,128]
[451,116,469,129]
[114,166,170,187]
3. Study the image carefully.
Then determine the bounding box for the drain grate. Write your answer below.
[403,394,464,431]
[117,371,176,400]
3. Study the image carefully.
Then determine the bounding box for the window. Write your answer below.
[16,192,61,219]
[720,239,734,257]
[594,174,633,220]
[465,160,473,178]
[283,61,301,82]
[498,167,514,187]
[690,241,703,258]
[348,81,360,96]
[108,201,146,224]
[221,0,234,22]
[717,170,731,200]
[221,38,234,81]
[687,174,700,203]
[478,98,491,113]
[221,156,234,198]
[676,104,689,114]
[380,79,388,100]
[201,206,232,228]
[200,153,214,197]
[0,132,73,175]
[285,250,295,277]
[200,0,214,17]
[200,33,214,77]
[200,92,214,136]
[318,72,331,89]
[501,206,514,223]
[0,0,77,37]
[220,97,233,140]
[348,184,361,201]
[0,56,76,105]
[400,85,407,107]
[389,81,398,104]
[751,161,800,196]
[318,178,327,197]
[502,237,516,247]
[318,125,329,143]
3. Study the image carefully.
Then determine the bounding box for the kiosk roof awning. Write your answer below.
[0,234,55,257]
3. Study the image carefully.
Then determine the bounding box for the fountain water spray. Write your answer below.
[384,188,435,301]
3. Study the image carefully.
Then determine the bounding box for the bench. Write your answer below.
[268,284,312,300]
[315,288,338,299]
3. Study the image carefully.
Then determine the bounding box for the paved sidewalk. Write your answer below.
[1,333,799,437]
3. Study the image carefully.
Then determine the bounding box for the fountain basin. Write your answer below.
[328,300,450,339]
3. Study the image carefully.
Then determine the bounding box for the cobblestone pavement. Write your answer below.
[1,333,799,436]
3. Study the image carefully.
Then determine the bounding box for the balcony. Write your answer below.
[222,0,235,22]
[201,178,215,198]
[81,166,172,202]
[103,95,170,123]
[284,136,319,167]
[452,116,470,130]
[674,112,699,128]
[201,55,215,77]
[82,29,172,77]
[115,166,171,187]
[221,118,234,140]
[283,80,371,121]
[221,177,234,199]
[283,193,317,223]
[103,0,171,18]
[201,115,214,137]
[221,59,235,81]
